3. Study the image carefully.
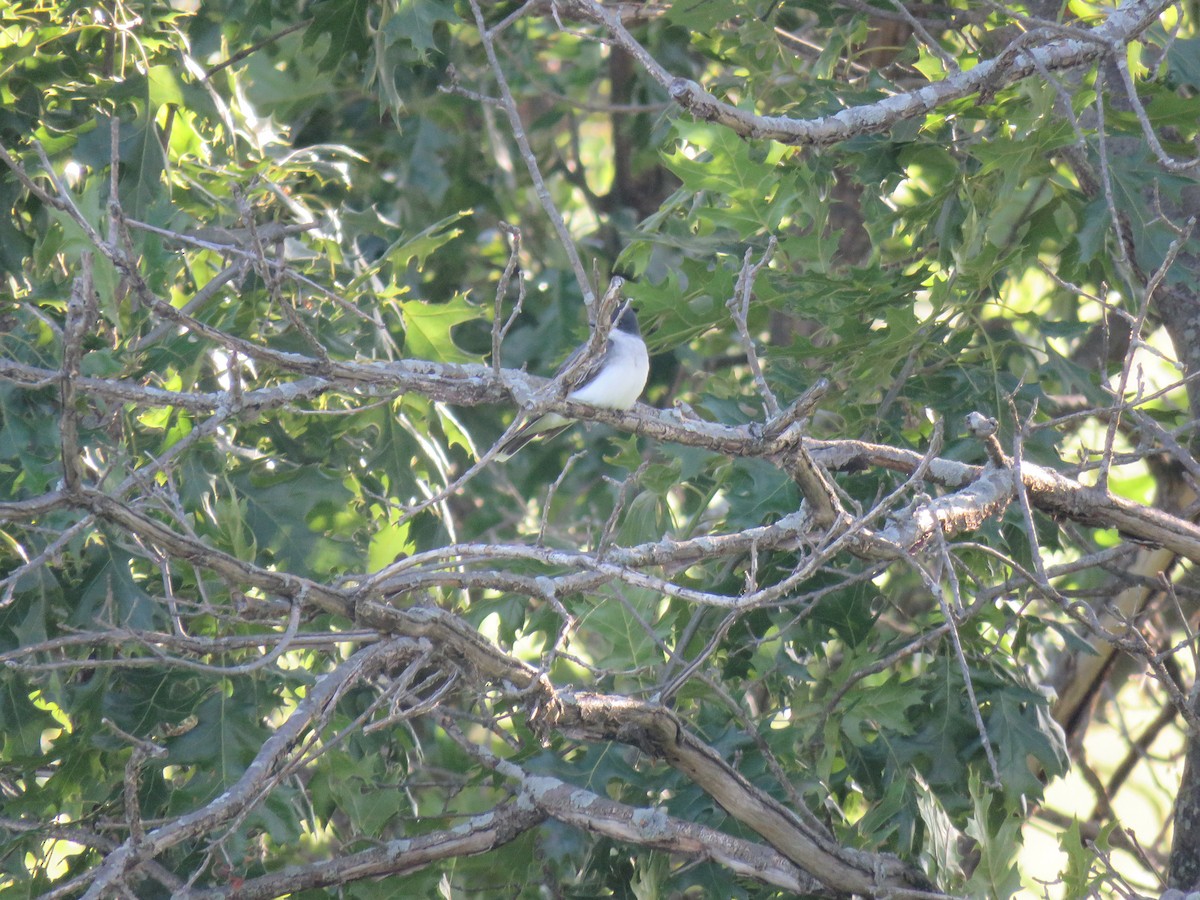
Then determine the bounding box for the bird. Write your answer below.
[496,302,649,460]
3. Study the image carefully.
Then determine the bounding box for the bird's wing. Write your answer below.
[494,330,617,459]
[555,335,612,393]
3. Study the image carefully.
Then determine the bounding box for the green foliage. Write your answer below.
[1058,818,1119,900]
[1,0,1196,896]
[963,774,1024,899]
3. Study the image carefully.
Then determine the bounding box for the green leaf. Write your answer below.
[913,772,967,884]
[986,690,1068,797]
[117,110,167,220]
[304,0,372,69]
[400,294,483,363]
[168,688,272,783]
[346,210,469,292]
[1057,817,1116,899]
[838,672,921,747]
[582,586,662,674]
[310,750,410,833]
[230,467,360,577]
[665,0,741,30]
[368,515,414,571]
[1168,37,1200,89]
[617,491,669,545]
[963,773,1023,899]
[0,674,60,758]
[389,0,457,58]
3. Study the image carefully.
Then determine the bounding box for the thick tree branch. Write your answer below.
[351,607,921,895]
[565,0,1172,147]
[189,800,545,899]
[9,333,1200,559]
[353,599,934,894]
[444,717,829,894]
[72,639,421,899]
[542,690,934,895]
[78,489,356,618]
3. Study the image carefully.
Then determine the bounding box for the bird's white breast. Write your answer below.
[567,330,649,409]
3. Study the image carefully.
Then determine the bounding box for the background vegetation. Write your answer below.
[3,0,1200,896]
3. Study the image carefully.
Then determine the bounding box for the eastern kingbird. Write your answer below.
[497,303,649,459]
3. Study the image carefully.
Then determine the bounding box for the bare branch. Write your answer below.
[491,221,525,375]
[543,690,934,894]
[468,0,594,307]
[442,717,829,895]
[59,255,95,495]
[726,238,780,417]
[1098,218,1196,493]
[77,639,421,898]
[564,0,1173,147]
[191,800,544,899]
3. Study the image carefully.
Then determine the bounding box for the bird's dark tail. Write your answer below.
[496,422,573,460]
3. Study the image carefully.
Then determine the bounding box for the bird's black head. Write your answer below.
[613,302,640,336]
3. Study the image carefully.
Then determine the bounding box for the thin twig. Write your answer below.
[1096,217,1195,493]
[491,222,524,376]
[538,450,585,546]
[60,255,95,494]
[1112,51,1200,173]
[204,20,310,79]
[726,237,780,417]
[920,556,1003,786]
[596,457,651,556]
[468,0,595,309]
[103,719,167,847]
[888,0,959,72]
[1010,399,1050,587]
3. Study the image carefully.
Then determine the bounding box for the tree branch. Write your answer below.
[442,717,830,894]
[189,800,545,899]
[542,690,934,894]
[74,639,422,899]
[564,0,1172,147]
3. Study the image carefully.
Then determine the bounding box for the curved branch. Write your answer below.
[448,719,830,895]
[352,602,933,895]
[193,800,545,899]
[79,489,356,618]
[10,321,1196,566]
[75,638,420,899]
[565,0,1172,146]
[546,691,932,894]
